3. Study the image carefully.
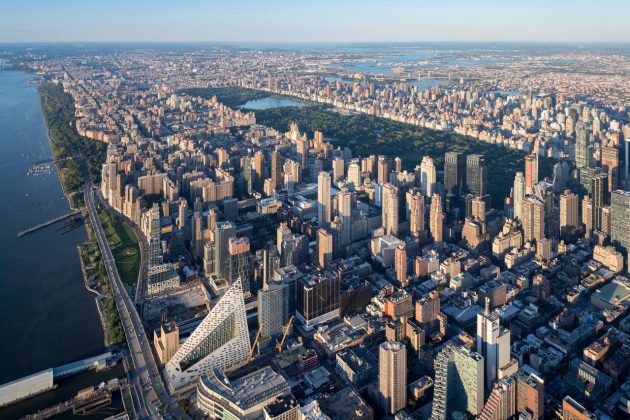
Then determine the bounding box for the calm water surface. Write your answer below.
[0,65,118,418]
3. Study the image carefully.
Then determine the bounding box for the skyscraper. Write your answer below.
[516,372,545,420]
[253,150,265,191]
[477,301,511,390]
[611,190,630,259]
[559,190,579,234]
[382,183,399,236]
[444,152,466,196]
[214,221,236,280]
[317,171,331,226]
[317,228,333,268]
[379,341,407,415]
[432,343,484,419]
[228,237,251,296]
[347,160,361,187]
[513,172,525,221]
[591,170,608,231]
[406,189,425,239]
[582,195,593,237]
[165,278,250,392]
[377,155,392,184]
[332,157,345,181]
[479,377,516,420]
[394,244,407,287]
[466,154,487,197]
[271,150,283,191]
[522,198,545,243]
[524,153,538,195]
[601,146,620,192]
[337,188,353,246]
[420,156,437,198]
[296,273,340,329]
[257,281,290,344]
[575,121,591,170]
[430,193,444,242]
[276,222,291,254]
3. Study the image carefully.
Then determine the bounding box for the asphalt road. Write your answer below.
[85,183,185,419]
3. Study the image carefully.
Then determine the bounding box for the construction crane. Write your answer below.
[276,316,295,354]
[249,325,263,361]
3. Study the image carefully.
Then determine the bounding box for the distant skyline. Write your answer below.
[2,0,630,44]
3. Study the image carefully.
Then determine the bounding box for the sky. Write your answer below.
[1,0,629,43]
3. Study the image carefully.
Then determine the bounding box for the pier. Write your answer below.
[17,210,82,238]
[0,352,119,408]
[19,379,124,420]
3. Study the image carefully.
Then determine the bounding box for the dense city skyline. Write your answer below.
[2,0,630,43]
[1,3,630,419]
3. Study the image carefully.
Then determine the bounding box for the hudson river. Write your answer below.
[0,63,122,418]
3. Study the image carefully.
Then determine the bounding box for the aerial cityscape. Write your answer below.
[1,1,630,420]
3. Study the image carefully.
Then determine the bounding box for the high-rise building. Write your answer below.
[347,160,361,187]
[177,198,187,230]
[317,228,334,268]
[296,273,340,329]
[257,281,290,343]
[214,221,236,280]
[559,190,579,234]
[601,146,620,192]
[153,322,180,364]
[395,244,407,287]
[228,237,251,296]
[591,170,608,231]
[430,193,444,242]
[432,343,485,419]
[477,301,512,390]
[420,156,437,198]
[332,157,345,181]
[242,156,253,194]
[379,341,407,415]
[479,377,516,420]
[582,195,593,237]
[277,222,292,254]
[406,189,425,238]
[253,150,265,191]
[336,188,353,246]
[466,155,487,197]
[165,278,250,392]
[611,190,630,259]
[513,172,525,221]
[516,372,545,419]
[271,150,283,191]
[382,183,399,236]
[524,153,538,195]
[444,152,466,196]
[377,155,392,184]
[317,171,331,226]
[522,197,545,243]
[575,121,591,170]
[415,290,440,324]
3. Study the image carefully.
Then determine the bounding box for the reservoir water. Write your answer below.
[0,64,121,418]
[240,96,309,109]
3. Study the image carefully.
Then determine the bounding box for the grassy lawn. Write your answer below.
[97,208,140,286]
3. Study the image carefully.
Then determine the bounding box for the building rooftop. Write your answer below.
[198,366,289,411]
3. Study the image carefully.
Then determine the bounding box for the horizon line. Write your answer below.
[2,40,630,45]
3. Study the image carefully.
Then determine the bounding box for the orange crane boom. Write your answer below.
[249,325,263,360]
[276,315,295,353]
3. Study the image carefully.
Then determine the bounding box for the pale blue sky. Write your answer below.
[1,0,628,43]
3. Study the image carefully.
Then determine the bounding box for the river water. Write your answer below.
[0,63,122,418]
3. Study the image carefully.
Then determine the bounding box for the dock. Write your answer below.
[19,379,124,420]
[0,352,118,408]
[17,210,82,238]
